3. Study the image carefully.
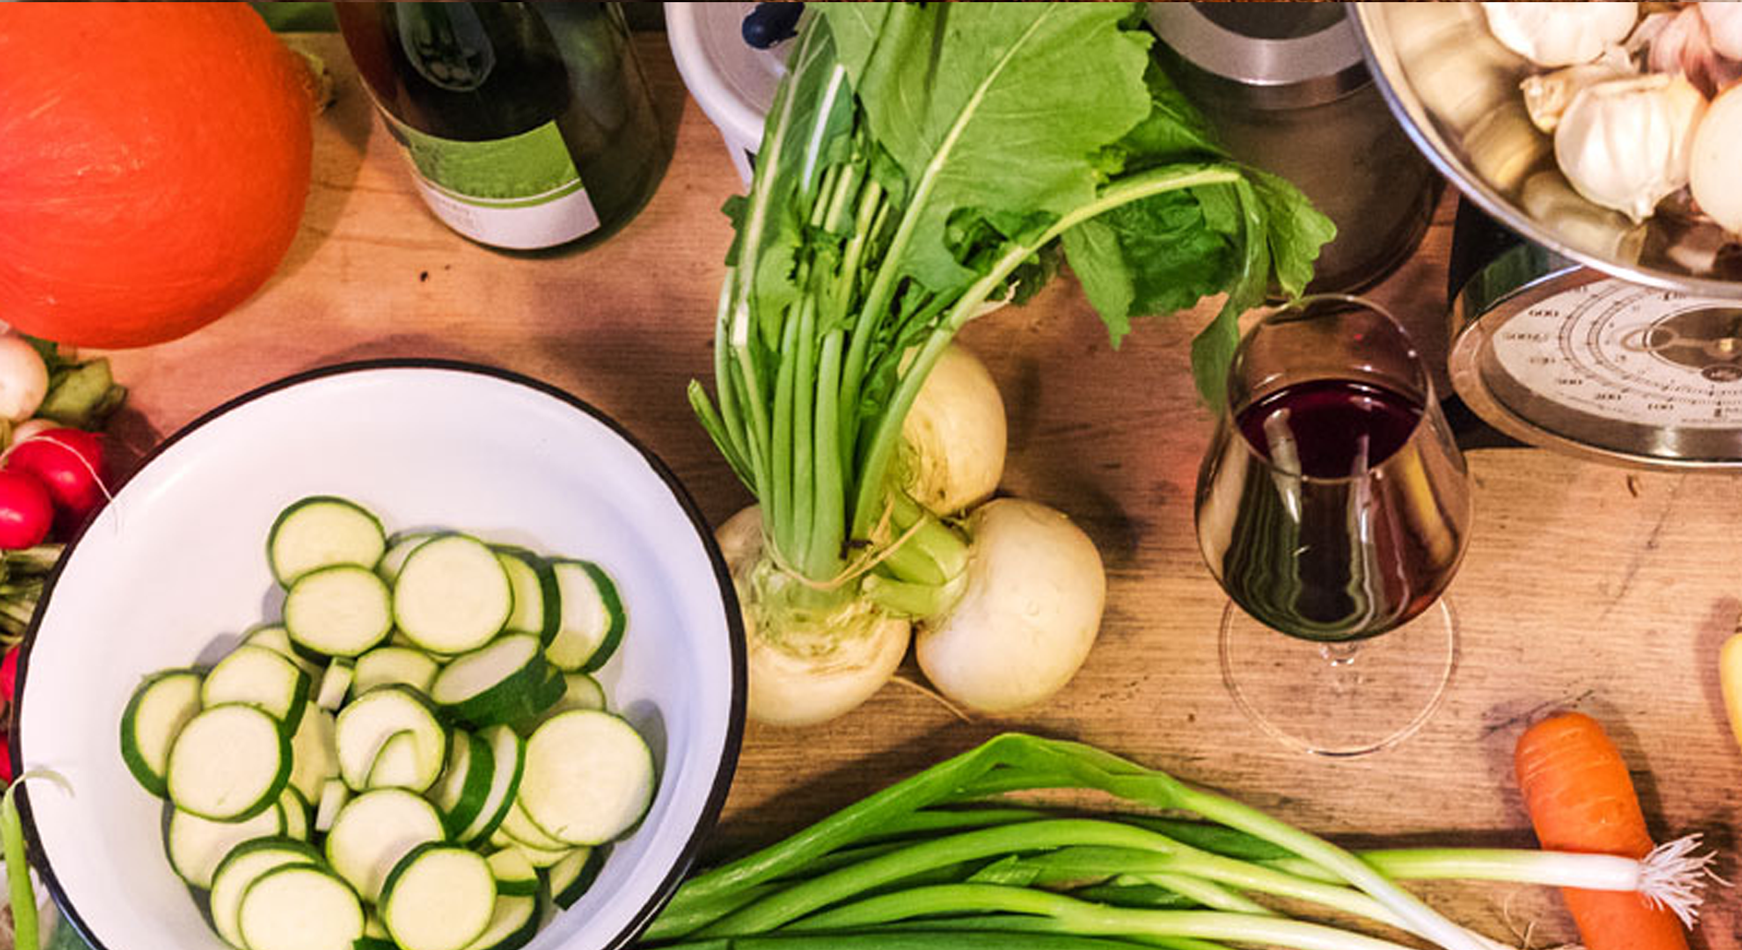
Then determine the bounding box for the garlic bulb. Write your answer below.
[1482,2,1640,68]
[1555,73,1707,222]
[1702,2,1742,61]
[1690,84,1742,234]
[1521,47,1636,132]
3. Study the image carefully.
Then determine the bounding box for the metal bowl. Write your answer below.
[1350,2,1742,298]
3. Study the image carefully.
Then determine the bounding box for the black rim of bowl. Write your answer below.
[8,357,748,950]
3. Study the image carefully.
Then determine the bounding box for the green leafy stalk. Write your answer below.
[691,3,1333,597]
[782,884,1419,950]
[2,784,35,950]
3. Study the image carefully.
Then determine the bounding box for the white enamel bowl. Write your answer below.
[10,361,745,950]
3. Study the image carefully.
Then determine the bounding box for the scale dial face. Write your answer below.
[1454,275,1742,466]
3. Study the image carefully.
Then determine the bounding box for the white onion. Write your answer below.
[916,498,1105,715]
[1690,83,1742,234]
[1482,2,1639,67]
[716,505,911,727]
[899,343,1006,517]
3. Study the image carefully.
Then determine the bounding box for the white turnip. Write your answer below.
[717,506,911,727]
[899,344,1006,517]
[915,498,1106,715]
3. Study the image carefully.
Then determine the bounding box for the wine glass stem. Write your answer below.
[1319,642,1361,695]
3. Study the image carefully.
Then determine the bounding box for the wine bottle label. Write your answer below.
[382,114,601,250]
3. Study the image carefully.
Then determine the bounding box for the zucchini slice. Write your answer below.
[268,496,386,587]
[546,845,607,909]
[164,804,284,890]
[166,704,292,821]
[324,788,444,904]
[485,848,539,898]
[430,634,560,728]
[543,560,625,673]
[377,532,439,586]
[364,730,422,789]
[431,730,494,839]
[201,646,310,733]
[498,799,565,853]
[457,893,539,950]
[393,535,514,654]
[515,672,606,735]
[381,844,496,950]
[313,778,350,834]
[288,707,338,803]
[334,686,447,792]
[315,659,354,711]
[209,837,321,947]
[518,710,653,846]
[504,840,570,869]
[237,864,365,950]
[494,547,560,645]
[242,625,324,683]
[119,668,203,798]
[285,565,393,658]
[457,725,525,846]
[354,647,441,696]
[278,785,310,841]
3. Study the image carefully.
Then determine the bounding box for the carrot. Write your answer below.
[1514,712,1689,950]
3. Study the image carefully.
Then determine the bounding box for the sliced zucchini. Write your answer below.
[518,710,654,846]
[515,672,606,734]
[494,547,559,645]
[164,804,284,890]
[456,725,524,846]
[546,845,606,909]
[324,788,444,903]
[543,560,625,673]
[243,625,324,682]
[268,496,386,587]
[316,659,354,711]
[505,839,571,869]
[201,646,310,732]
[380,844,496,950]
[288,707,338,803]
[166,704,292,821]
[278,785,310,841]
[393,535,514,654]
[314,778,350,834]
[485,848,539,898]
[365,730,423,789]
[430,634,561,728]
[363,912,390,940]
[285,565,393,658]
[237,864,365,950]
[457,893,538,950]
[377,532,439,586]
[353,647,441,695]
[119,668,203,798]
[209,837,322,948]
[334,686,446,792]
[498,799,566,853]
[430,730,494,839]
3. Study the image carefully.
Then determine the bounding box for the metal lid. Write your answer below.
[1146,3,1368,109]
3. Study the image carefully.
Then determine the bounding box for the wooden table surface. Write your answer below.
[100,34,1739,948]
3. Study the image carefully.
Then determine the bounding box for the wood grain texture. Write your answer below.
[100,34,1740,948]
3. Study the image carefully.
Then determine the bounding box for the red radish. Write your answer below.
[0,471,51,549]
[6,428,106,528]
[0,730,12,784]
[0,648,16,709]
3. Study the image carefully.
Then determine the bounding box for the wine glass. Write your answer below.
[1195,294,1473,756]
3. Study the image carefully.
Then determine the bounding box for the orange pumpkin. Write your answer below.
[0,5,312,348]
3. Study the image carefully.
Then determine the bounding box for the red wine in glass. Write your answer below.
[1195,295,1473,755]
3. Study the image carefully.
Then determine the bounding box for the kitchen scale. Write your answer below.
[1445,201,1742,468]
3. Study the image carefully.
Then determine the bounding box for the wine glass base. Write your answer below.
[1219,600,1457,757]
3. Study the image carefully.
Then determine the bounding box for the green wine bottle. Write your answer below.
[337,2,670,251]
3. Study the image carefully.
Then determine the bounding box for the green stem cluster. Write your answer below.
[639,734,1509,950]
